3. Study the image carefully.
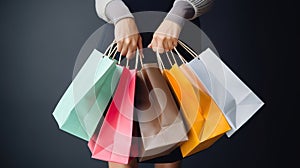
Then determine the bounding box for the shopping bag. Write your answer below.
[52,49,121,141]
[136,63,188,162]
[89,64,137,164]
[186,47,264,137]
[160,50,229,157]
[87,65,123,150]
[179,63,231,157]
[161,62,205,157]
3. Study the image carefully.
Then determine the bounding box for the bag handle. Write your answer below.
[103,40,119,61]
[118,49,140,69]
[135,50,143,69]
[104,41,115,56]
[104,41,141,69]
[156,51,166,70]
[110,46,118,59]
[173,48,187,64]
[177,40,198,58]
[157,48,187,70]
[165,52,176,65]
[104,40,122,60]
[164,48,187,67]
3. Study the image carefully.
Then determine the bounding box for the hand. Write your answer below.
[114,18,143,59]
[148,20,182,53]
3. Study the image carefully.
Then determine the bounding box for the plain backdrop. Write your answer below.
[0,0,298,168]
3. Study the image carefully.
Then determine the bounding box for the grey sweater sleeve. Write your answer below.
[165,0,214,27]
[103,0,213,26]
[105,0,134,24]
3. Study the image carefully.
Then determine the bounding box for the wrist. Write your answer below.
[155,20,182,39]
[114,18,139,41]
[165,0,195,28]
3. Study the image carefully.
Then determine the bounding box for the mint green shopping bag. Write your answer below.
[52,49,122,141]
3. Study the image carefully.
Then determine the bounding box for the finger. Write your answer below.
[166,38,174,51]
[161,37,170,52]
[129,36,140,59]
[126,43,137,59]
[117,40,124,52]
[121,37,133,56]
[157,37,165,54]
[150,37,158,53]
[172,39,178,48]
[120,42,129,57]
[126,51,135,59]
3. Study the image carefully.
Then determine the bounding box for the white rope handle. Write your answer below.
[108,43,114,56]
[118,49,140,69]
[178,40,198,58]
[126,59,129,68]
[104,41,116,56]
[170,50,178,65]
[139,52,144,68]
[118,54,122,65]
[156,51,165,70]
[111,47,118,59]
[165,52,173,66]
[173,47,187,64]
[134,50,141,69]
[108,46,117,58]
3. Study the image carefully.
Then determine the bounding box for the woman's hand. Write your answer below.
[114,18,143,59]
[148,20,182,53]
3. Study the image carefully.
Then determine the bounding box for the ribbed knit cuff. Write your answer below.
[165,0,195,27]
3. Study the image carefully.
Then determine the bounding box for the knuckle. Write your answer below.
[154,34,163,40]
[153,35,159,40]
[117,41,123,46]
[124,38,131,44]
[166,36,172,40]
[131,39,137,45]
[158,36,166,41]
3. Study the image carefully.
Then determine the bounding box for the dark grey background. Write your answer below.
[0,0,297,168]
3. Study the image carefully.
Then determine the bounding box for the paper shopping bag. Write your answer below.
[188,48,264,137]
[52,49,120,141]
[136,63,188,162]
[90,67,137,164]
[179,64,231,157]
[87,65,123,151]
[163,64,206,157]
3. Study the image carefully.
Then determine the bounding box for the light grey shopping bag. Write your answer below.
[188,48,264,137]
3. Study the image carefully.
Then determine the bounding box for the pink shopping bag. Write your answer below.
[88,65,137,164]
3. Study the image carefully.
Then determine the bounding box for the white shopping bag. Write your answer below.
[188,48,264,137]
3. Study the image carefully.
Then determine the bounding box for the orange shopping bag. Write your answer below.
[159,50,231,157]
[180,64,231,156]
